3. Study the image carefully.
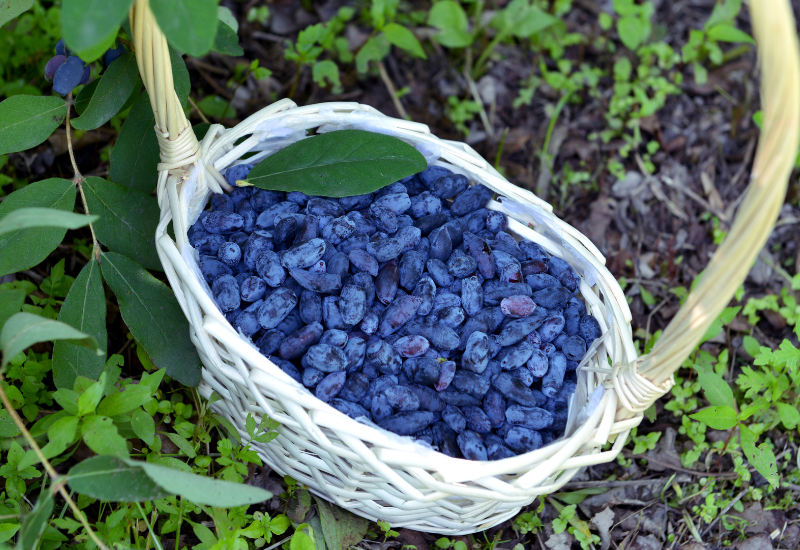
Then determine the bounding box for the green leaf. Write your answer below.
[74,80,100,116]
[617,16,649,50]
[700,306,741,345]
[706,0,743,29]
[693,364,735,409]
[0,0,34,29]
[169,48,190,108]
[0,523,20,544]
[217,5,237,33]
[131,408,155,446]
[17,486,53,550]
[109,92,160,193]
[0,96,67,155]
[383,24,426,58]
[160,431,196,458]
[77,374,106,416]
[68,455,170,501]
[707,23,754,44]
[427,0,472,48]
[0,410,21,438]
[150,0,218,57]
[314,497,369,550]
[0,290,25,330]
[73,27,119,63]
[81,415,129,457]
[212,20,243,57]
[0,178,76,277]
[97,385,152,417]
[739,425,779,488]
[689,406,738,430]
[82,177,161,271]
[28,414,80,469]
[244,130,426,197]
[0,207,95,236]
[742,335,761,359]
[196,95,235,120]
[124,458,272,506]
[312,60,340,89]
[289,524,315,550]
[61,0,132,58]
[72,53,138,130]
[1,312,101,368]
[775,403,800,430]
[99,252,201,387]
[355,34,391,73]
[52,259,107,390]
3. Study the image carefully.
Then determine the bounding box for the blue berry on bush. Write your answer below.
[53,55,85,96]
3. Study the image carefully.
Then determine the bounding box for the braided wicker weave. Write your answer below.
[129,0,800,534]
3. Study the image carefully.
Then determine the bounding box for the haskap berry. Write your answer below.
[191,162,598,460]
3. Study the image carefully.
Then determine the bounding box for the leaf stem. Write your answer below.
[187,96,210,125]
[0,377,110,550]
[136,502,164,550]
[66,92,101,262]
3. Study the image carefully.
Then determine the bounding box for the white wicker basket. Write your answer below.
[130,0,799,534]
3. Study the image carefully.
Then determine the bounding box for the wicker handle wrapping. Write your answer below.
[130,0,800,413]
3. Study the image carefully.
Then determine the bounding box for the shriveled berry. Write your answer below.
[501,295,536,318]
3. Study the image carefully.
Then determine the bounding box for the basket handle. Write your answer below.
[619,0,800,415]
[129,0,201,177]
[131,0,800,411]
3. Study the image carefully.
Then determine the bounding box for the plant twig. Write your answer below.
[377,61,408,120]
[0,378,110,550]
[66,92,100,261]
[136,502,164,550]
[187,96,210,125]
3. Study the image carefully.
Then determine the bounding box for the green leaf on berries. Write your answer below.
[109,92,160,193]
[99,252,201,387]
[72,53,138,130]
[0,178,76,277]
[0,0,34,29]
[82,177,161,271]
[61,0,132,58]
[74,80,100,116]
[244,130,427,197]
[212,20,243,57]
[1,312,102,369]
[150,0,218,57]
[53,259,107,389]
[0,95,67,155]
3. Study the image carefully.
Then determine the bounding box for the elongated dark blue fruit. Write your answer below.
[492,372,540,407]
[432,422,461,458]
[303,344,347,373]
[580,315,602,343]
[461,276,483,316]
[279,322,323,360]
[542,352,566,398]
[290,269,342,294]
[257,287,297,329]
[442,405,466,433]
[339,285,367,325]
[53,55,85,96]
[212,275,240,313]
[316,371,346,402]
[504,426,542,453]
[330,398,370,419]
[457,430,488,460]
[408,384,444,412]
[383,386,420,411]
[483,389,506,428]
[378,295,422,337]
[378,411,435,436]
[506,405,554,430]
[453,370,490,400]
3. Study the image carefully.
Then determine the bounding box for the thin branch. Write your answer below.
[0,378,110,550]
[66,92,100,261]
[377,61,408,120]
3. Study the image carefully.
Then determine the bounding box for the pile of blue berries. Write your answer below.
[45,38,126,97]
[189,160,602,461]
